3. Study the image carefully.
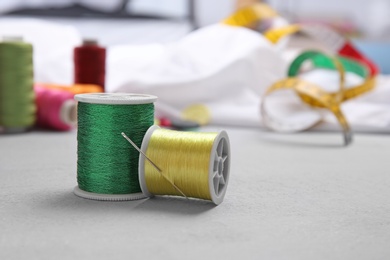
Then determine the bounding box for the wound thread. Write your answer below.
[0,39,35,133]
[139,126,231,205]
[74,93,156,201]
[34,86,77,131]
[74,40,106,91]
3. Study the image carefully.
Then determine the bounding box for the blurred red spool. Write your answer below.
[74,39,106,91]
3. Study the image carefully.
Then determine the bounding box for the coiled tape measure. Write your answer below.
[262,50,374,146]
[264,24,379,76]
[223,3,379,145]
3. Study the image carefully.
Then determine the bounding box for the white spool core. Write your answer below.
[138,125,231,205]
[60,100,77,127]
[73,93,157,201]
[74,93,157,105]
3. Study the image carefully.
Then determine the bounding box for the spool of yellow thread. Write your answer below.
[138,126,231,205]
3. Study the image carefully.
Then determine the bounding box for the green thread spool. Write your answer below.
[0,37,36,133]
[73,93,157,201]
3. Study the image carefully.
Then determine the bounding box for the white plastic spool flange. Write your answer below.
[60,100,78,127]
[138,125,231,205]
[74,93,157,105]
[73,93,157,201]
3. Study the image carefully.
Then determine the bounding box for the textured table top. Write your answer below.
[1,127,390,260]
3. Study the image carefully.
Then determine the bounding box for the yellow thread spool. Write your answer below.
[139,126,231,205]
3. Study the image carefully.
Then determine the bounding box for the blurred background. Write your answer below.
[1,0,389,73]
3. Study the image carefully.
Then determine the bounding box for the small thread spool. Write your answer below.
[74,39,106,91]
[34,86,77,131]
[74,93,157,201]
[138,126,231,205]
[0,37,35,134]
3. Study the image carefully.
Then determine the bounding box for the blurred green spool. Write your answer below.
[0,38,36,133]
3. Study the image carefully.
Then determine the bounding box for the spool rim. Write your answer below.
[208,130,231,205]
[74,93,157,105]
[73,186,147,201]
[138,125,160,198]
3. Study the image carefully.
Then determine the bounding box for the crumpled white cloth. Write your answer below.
[107,24,287,127]
[107,24,390,133]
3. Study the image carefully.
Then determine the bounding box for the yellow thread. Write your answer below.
[144,129,218,200]
[264,24,301,44]
[181,104,211,125]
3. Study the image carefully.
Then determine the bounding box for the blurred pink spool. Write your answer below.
[34,86,77,131]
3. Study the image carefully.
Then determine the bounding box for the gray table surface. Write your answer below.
[1,127,390,260]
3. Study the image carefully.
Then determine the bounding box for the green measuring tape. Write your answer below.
[0,38,36,133]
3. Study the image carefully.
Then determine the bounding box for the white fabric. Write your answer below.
[321,75,390,133]
[107,24,390,133]
[107,24,287,125]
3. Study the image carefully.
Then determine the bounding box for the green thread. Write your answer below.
[77,102,154,194]
[288,50,368,78]
[0,40,36,129]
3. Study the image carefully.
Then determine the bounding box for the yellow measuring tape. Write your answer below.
[261,50,374,145]
[287,50,374,105]
[261,77,352,145]
[222,3,278,28]
[264,24,301,44]
[222,3,378,145]
[261,51,356,145]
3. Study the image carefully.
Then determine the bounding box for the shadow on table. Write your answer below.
[134,196,215,215]
[39,189,215,216]
[37,190,145,213]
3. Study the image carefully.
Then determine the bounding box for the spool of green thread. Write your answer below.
[74,93,157,201]
[0,37,36,133]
